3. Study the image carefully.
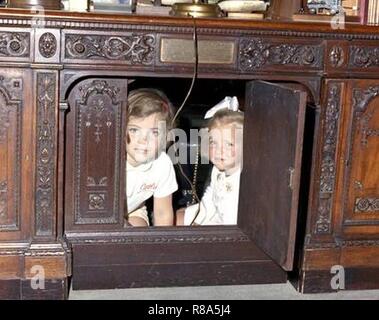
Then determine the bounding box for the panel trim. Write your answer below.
[35,71,58,237]
[314,82,343,234]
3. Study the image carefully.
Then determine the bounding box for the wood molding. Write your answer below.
[314,82,343,234]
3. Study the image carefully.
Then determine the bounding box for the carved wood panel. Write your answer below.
[0,75,22,232]
[63,31,155,66]
[348,42,379,76]
[35,72,58,237]
[239,38,323,72]
[342,81,379,228]
[314,82,344,235]
[35,29,61,64]
[0,30,31,62]
[350,45,379,69]
[65,78,128,230]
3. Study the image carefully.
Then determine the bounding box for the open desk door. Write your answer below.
[239,81,307,271]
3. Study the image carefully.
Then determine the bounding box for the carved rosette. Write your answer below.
[89,194,106,210]
[350,46,379,68]
[65,33,155,65]
[329,46,345,68]
[35,72,57,237]
[39,32,57,58]
[315,83,342,234]
[239,38,322,71]
[0,32,29,57]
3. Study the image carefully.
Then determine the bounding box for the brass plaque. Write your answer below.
[160,38,235,64]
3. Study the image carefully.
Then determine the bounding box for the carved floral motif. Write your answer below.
[65,34,155,65]
[239,38,322,71]
[360,111,379,147]
[74,79,123,225]
[39,32,57,58]
[329,46,344,68]
[350,46,379,68]
[355,198,379,213]
[35,73,56,236]
[0,32,29,57]
[315,83,341,234]
[79,81,118,144]
[89,194,106,210]
[352,86,379,112]
[352,86,379,147]
[0,77,22,143]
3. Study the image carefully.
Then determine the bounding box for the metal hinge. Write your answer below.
[288,167,295,190]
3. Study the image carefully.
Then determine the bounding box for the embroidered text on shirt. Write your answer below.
[139,183,158,193]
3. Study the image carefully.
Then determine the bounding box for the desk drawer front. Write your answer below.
[62,30,156,66]
[62,30,325,74]
[238,37,324,73]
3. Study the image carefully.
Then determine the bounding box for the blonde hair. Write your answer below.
[127,88,174,129]
[207,109,244,130]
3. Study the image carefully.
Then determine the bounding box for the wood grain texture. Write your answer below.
[240,81,307,271]
[72,242,287,290]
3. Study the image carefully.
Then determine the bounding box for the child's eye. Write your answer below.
[128,128,138,134]
[151,129,159,137]
[209,140,216,146]
[226,142,234,147]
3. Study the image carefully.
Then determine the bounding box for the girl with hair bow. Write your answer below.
[176,97,244,226]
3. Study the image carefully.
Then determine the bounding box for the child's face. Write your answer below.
[126,114,165,166]
[209,123,243,175]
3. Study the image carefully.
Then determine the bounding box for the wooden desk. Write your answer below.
[0,9,378,299]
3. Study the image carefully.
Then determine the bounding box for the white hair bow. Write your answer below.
[204,96,240,119]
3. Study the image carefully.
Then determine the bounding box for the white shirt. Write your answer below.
[126,152,178,213]
[184,166,241,226]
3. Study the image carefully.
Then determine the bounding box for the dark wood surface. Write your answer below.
[240,81,307,271]
[72,241,287,290]
[65,78,128,232]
